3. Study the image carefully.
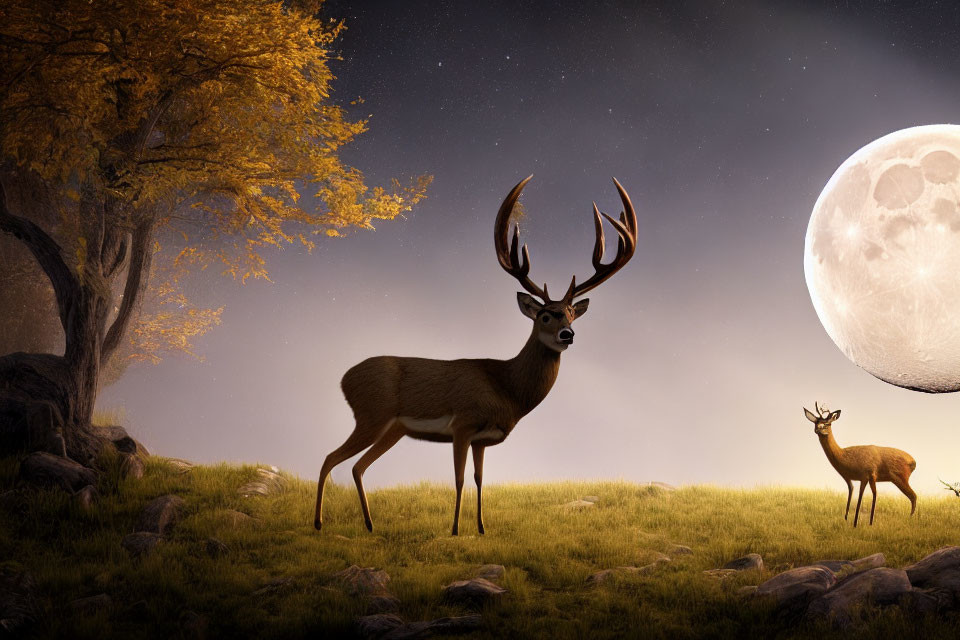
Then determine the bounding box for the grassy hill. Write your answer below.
[2,452,960,639]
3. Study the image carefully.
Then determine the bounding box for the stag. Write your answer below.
[803,402,917,527]
[315,176,638,535]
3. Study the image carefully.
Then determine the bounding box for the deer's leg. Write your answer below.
[868,477,878,525]
[891,475,917,516]
[314,420,391,531]
[844,478,853,520]
[472,443,486,535]
[352,421,406,532]
[853,480,867,528]
[451,431,471,536]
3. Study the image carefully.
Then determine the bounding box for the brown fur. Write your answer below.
[315,296,584,535]
[804,406,917,527]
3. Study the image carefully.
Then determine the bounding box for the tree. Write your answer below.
[0,0,429,463]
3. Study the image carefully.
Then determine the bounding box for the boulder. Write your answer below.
[898,587,956,616]
[442,578,506,607]
[755,566,836,612]
[852,553,885,572]
[804,568,912,628]
[135,495,184,535]
[120,454,145,480]
[0,566,38,635]
[382,615,483,640]
[205,538,228,558]
[476,564,505,582]
[121,532,163,558]
[586,564,668,585]
[365,595,401,614]
[904,546,960,591]
[814,560,854,573]
[96,425,149,456]
[70,593,113,615]
[238,467,284,497]
[334,566,391,597]
[164,458,194,473]
[19,452,97,493]
[668,544,694,556]
[648,481,677,491]
[722,553,763,573]
[75,485,98,509]
[357,613,404,639]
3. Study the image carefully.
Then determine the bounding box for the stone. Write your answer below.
[96,425,150,456]
[205,538,228,558]
[898,587,956,615]
[475,564,505,582]
[722,553,763,573]
[703,569,740,580]
[220,509,256,526]
[334,566,391,597]
[165,458,194,473]
[121,532,162,558]
[366,595,401,614]
[755,566,836,612]
[904,546,960,591]
[737,585,758,597]
[668,544,694,556]
[442,578,506,607]
[852,553,886,571]
[357,613,404,639]
[805,568,912,628]
[19,452,97,493]
[75,484,98,509]
[382,615,483,640]
[648,481,677,491]
[253,577,294,596]
[814,560,854,573]
[70,593,113,615]
[562,500,595,509]
[238,467,284,497]
[120,454,145,480]
[0,566,38,636]
[135,495,184,535]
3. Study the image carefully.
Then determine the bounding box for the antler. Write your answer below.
[565,177,638,300]
[814,401,830,418]
[494,175,550,301]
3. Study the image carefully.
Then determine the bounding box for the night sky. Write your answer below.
[100,0,960,495]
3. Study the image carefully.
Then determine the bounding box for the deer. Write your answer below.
[314,175,638,535]
[803,402,917,527]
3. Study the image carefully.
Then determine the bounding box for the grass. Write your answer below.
[2,454,960,639]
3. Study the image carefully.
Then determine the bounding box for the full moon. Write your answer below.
[804,124,960,393]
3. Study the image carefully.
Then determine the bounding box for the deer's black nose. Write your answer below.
[558,328,574,343]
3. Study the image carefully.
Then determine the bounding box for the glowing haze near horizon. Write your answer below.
[99,1,960,495]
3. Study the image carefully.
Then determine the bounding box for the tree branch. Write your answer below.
[101,217,154,361]
[0,179,78,331]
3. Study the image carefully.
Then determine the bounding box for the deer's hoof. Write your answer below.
[314,518,322,531]
[365,521,373,533]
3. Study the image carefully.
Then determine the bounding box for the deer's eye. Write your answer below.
[541,315,550,323]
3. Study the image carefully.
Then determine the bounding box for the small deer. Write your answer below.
[803,402,917,527]
[315,176,638,535]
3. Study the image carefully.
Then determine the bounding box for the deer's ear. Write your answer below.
[803,408,818,423]
[572,298,589,319]
[829,410,841,421]
[517,292,543,320]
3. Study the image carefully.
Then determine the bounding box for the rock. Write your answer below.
[722,553,763,573]
[814,560,854,573]
[648,481,677,491]
[180,610,208,640]
[737,585,758,597]
[382,615,483,640]
[852,553,886,571]
[121,532,163,558]
[581,495,600,503]
[586,569,619,584]
[205,538,228,558]
[238,467,284,497]
[253,577,294,596]
[0,566,38,635]
[19,452,97,493]
[164,458,194,473]
[562,500,595,509]
[475,564,505,582]
[904,546,960,591]
[442,578,506,607]
[898,587,956,615]
[70,593,113,615]
[668,544,693,556]
[135,495,184,535]
[357,613,404,639]
[703,569,740,580]
[120,454,145,480]
[220,509,256,527]
[96,425,150,456]
[74,484,98,509]
[805,568,912,628]
[755,566,836,612]
[366,595,401,614]
[334,566,391,597]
